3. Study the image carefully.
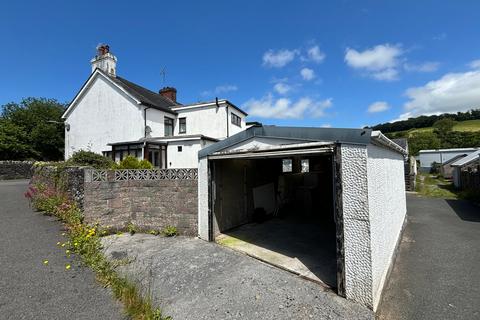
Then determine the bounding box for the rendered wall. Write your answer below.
[65,75,145,158]
[174,103,246,140]
[339,144,373,308]
[366,144,406,309]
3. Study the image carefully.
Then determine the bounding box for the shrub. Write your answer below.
[66,150,115,169]
[161,226,178,237]
[115,155,153,169]
[430,161,441,174]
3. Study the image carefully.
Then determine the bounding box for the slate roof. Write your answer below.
[392,138,408,150]
[109,75,179,114]
[451,150,480,167]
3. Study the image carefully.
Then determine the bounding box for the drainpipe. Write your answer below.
[217,97,229,137]
[144,107,150,137]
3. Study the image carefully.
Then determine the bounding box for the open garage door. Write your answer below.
[210,151,337,289]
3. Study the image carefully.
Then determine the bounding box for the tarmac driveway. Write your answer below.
[378,194,480,320]
[0,180,124,320]
[102,234,374,320]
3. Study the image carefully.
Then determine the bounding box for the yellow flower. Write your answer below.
[61,233,66,236]
[61,243,66,247]
[43,260,49,265]
[56,242,61,246]
[65,250,71,255]
[65,264,71,270]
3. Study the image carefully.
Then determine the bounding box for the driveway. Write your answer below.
[102,234,374,320]
[378,194,480,320]
[0,180,125,320]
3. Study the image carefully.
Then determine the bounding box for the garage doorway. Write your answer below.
[211,153,338,288]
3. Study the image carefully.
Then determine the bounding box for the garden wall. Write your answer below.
[0,161,34,180]
[83,169,198,236]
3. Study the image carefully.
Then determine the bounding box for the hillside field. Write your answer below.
[389,119,480,137]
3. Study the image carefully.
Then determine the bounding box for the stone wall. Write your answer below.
[0,161,34,180]
[83,169,198,236]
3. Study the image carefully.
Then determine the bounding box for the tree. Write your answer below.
[408,132,441,155]
[0,98,66,160]
[433,118,456,134]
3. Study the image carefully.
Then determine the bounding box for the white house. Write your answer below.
[62,44,248,168]
[197,125,407,311]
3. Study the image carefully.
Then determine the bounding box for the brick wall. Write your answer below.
[0,161,34,180]
[83,169,198,236]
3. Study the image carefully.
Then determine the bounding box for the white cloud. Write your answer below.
[469,59,480,69]
[263,49,297,68]
[306,45,325,63]
[300,68,315,81]
[321,123,332,128]
[243,94,332,119]
[273,82,292,95]
[404,62,440,73]
[368,101,390,113]
[201,84,238,96]
[345,44,403,81]
[399,69,480,118]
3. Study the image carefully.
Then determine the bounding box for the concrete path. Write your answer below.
[378,194,480,320]
[102,234,373,320]
[0,180,125,320]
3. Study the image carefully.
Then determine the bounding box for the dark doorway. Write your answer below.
[212,153,337,288]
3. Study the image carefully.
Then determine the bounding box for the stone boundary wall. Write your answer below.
[83,169,198,236]
[0,161,34,180]
[31,165,86,209]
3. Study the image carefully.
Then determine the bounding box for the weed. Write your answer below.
[127,222,138,235]
[161,226,178,237]
[27,182,170,320]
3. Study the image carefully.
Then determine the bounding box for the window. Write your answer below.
[282,159,292,173]
[164,117,174,136]
[301,159,309,173]
[179,117,186,134]
[231,113,241,127]
[177,146,182,152]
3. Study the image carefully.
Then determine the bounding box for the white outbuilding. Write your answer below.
[197,125,407,311]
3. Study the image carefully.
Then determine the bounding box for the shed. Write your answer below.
[197,125,407,310]
[451,150,480,188]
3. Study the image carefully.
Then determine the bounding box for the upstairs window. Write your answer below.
[164,117,174,136]
[231,113,241,127]
[179,117,186,134]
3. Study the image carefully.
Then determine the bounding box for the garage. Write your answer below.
[198,125,407,311]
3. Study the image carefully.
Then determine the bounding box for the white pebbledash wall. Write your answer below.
[340,143,406,311]
[367,144,406,309]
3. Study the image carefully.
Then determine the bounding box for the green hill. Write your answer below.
[391,119,480,137]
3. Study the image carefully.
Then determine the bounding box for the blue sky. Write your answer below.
[1,1,480,128]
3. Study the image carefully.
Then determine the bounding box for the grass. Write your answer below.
[452,119,480,132]
[390,119,480,138]
[415,173,459,199]
[26,183,171,320]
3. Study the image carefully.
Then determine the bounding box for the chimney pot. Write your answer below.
[159,87,177,103]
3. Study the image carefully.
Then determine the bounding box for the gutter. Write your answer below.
[371,131,408,156]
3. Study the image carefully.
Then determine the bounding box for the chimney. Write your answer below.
[159,87,177,103]
[90,44,117,76]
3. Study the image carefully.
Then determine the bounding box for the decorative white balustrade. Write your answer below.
[85,168,198,182]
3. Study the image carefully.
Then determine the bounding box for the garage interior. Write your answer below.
[211,152,338,288]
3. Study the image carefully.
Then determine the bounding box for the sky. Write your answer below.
[1,0,480,128]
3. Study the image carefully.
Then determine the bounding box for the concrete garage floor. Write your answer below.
[216,217,337,288]
[102,234,373,320]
